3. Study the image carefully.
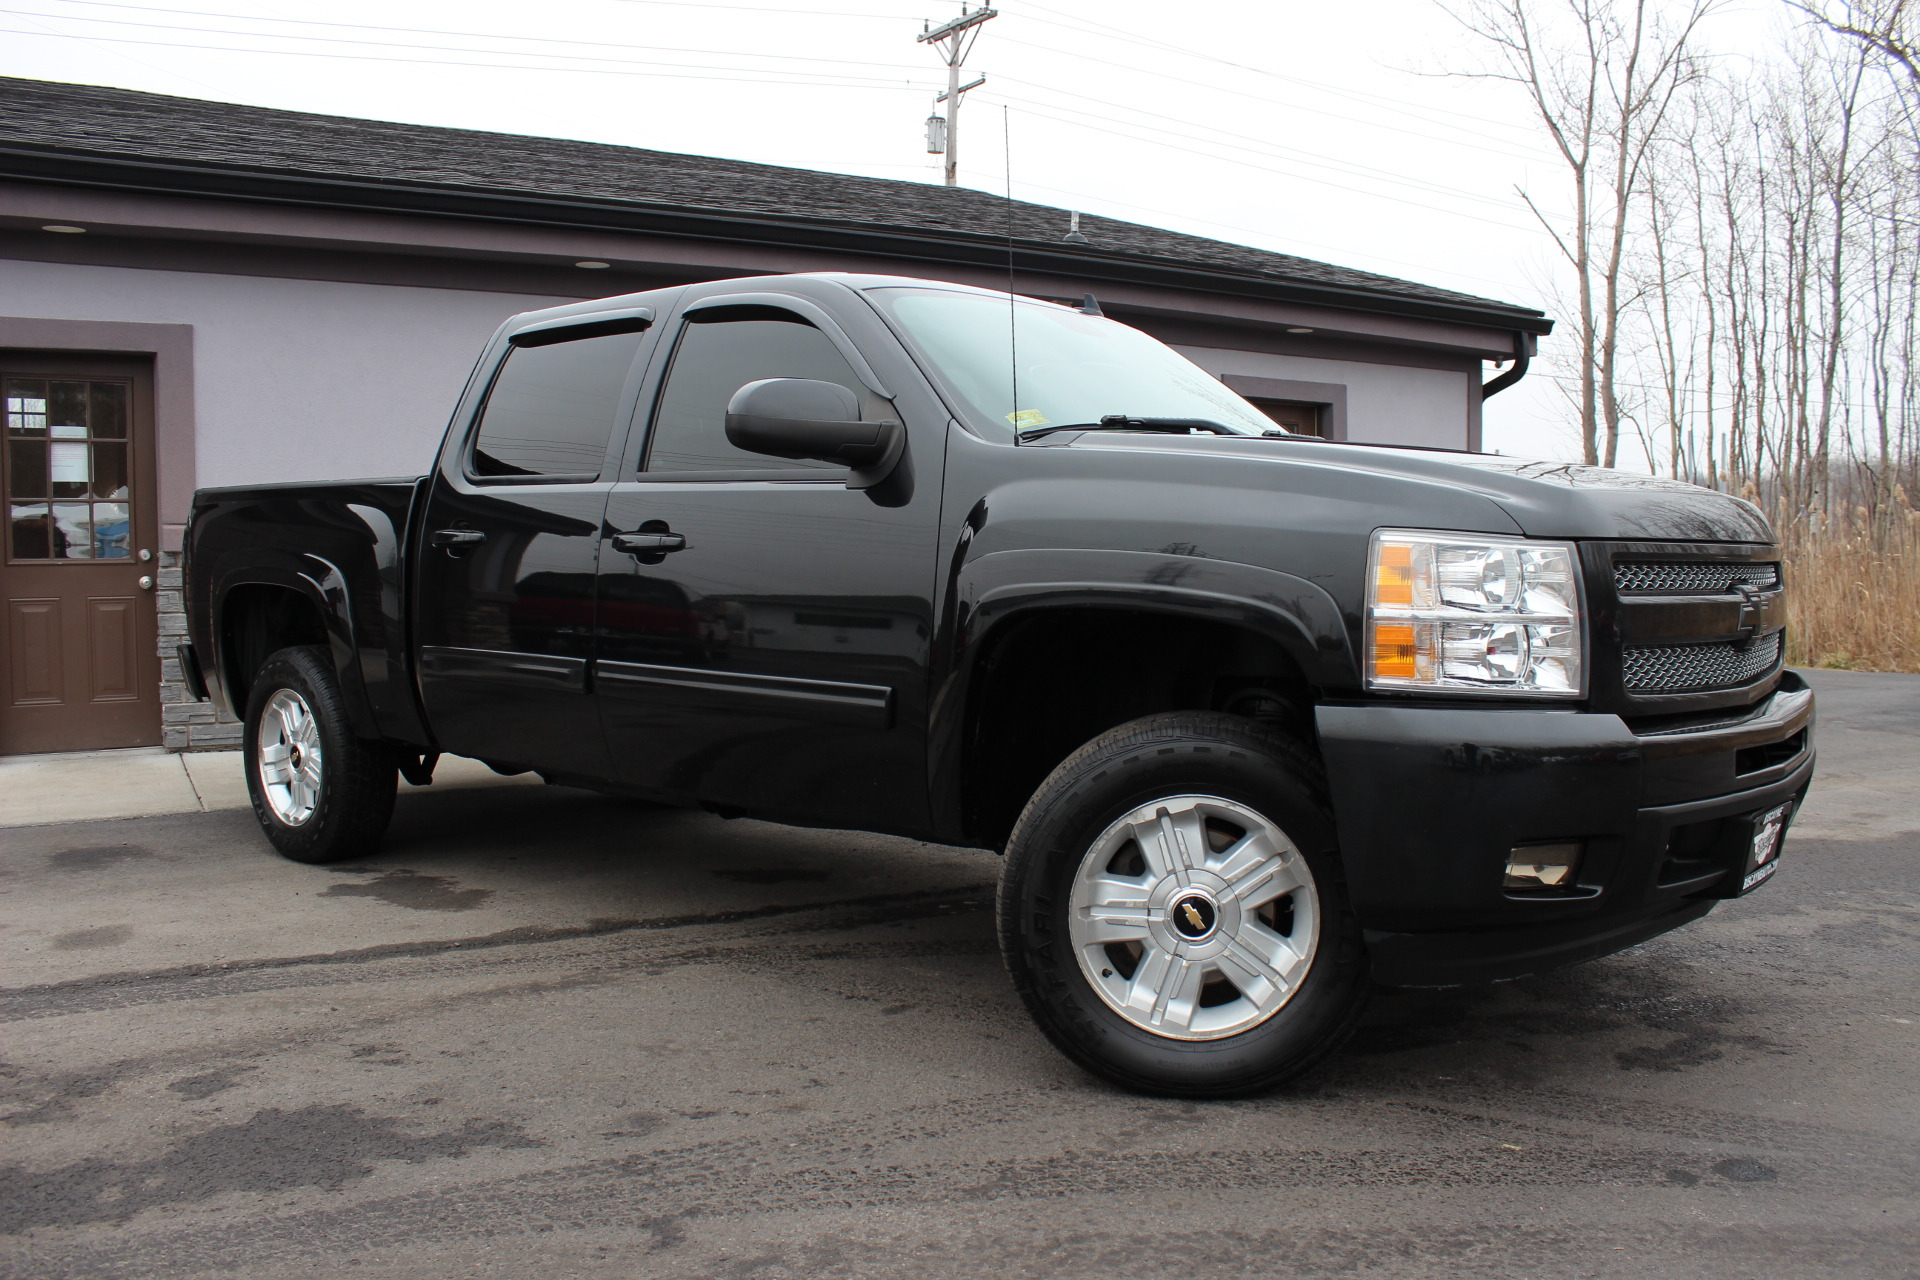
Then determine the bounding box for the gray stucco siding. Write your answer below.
[0,257,563,488]
[1171,345,1473,449]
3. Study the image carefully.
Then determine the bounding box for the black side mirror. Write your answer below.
[725,379,902,473]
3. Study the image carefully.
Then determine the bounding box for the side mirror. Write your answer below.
[725,379,901,469]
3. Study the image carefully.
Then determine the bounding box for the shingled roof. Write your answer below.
[0,76,1549,331]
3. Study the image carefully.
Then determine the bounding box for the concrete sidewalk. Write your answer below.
[0,747,539,828]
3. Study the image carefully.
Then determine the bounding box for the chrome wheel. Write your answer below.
[1069,794,1320,1041]
[257,688,323,826]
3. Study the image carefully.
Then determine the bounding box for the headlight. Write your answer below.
[1366,529,1584,697]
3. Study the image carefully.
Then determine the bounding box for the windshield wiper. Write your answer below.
[1017,415,1247,443]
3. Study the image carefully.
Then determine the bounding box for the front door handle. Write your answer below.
[611,532,687,554]
[432,528,487,548]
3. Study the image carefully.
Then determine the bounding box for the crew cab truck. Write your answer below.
[182,273,1814,1097]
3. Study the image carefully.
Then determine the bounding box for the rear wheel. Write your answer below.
[997,712,1370,1097]
[243,645,396,864]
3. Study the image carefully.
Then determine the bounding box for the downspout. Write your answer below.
[1481,331,1534,399]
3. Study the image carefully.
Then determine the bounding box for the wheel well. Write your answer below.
[962,608,1316,847]
[220,584,328,713]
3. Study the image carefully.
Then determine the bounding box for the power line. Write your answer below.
[982,96,1551,238]
[995,32,1562,169]
[1013,0,1545,142]
[917,5,995,187]
[17,0,931,70]
[990,71,1566,219]
[0,23,939,89]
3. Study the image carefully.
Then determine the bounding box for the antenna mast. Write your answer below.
[918,6,997,187]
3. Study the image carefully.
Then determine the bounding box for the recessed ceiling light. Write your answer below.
[1286,327,1314,334]
[42,224,87,234]
[574,260,610,269]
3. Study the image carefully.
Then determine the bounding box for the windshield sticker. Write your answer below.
[1008,409,1051,428]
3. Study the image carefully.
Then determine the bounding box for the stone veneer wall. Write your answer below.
[156,550,243,750]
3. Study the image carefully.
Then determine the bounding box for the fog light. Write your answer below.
[1505,842,1582,890]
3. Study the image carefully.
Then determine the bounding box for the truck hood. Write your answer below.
[1068,435,1775,543]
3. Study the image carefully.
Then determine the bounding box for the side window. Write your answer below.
[469,330,646,480]
[645,309,860,473]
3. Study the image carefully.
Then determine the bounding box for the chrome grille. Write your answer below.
[1614,561,1779,595]
[1622,633,1782,693]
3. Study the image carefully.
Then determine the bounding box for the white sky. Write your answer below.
[1,0,1792,462]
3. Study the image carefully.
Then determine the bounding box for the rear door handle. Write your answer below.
[432,529,487,548]
[611,532,687,554]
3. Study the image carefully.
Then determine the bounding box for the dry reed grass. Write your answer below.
[1779,500,1920,674]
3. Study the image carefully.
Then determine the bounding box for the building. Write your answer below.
[0,76,1550,754]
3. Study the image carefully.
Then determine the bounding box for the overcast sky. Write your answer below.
[2,0,1793,462]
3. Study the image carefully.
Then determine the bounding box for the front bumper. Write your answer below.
[1316,672,1814,987]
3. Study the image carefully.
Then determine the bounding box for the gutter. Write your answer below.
[1481,331,1535,399]
[0,145,1555,338]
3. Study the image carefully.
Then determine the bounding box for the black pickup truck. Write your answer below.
[182,272,1813,1096]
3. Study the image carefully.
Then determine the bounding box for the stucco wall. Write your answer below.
[1171,345,1471,448]
[0,258,565,489]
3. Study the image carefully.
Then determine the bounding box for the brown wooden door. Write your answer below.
[2,355,161,754]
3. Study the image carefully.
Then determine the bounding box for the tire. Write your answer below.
[242,645,397,864]
[997,711,1370,1097]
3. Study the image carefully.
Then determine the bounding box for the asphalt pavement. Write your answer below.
[2,668,1915,1279]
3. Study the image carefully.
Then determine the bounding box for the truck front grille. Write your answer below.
[1615,561,1779,594]
[1622,633,1783,692]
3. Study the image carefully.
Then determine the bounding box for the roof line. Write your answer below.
[0,143,1553,334]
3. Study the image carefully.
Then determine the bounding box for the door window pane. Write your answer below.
[4,376,138,561]
[48,382,88,432]
[90,443,129,499]
[8,441,46,498]
[645,313,857,473]
[51,503,91,558]
[91,502,131,558]
[11,502,50,558]
[471,331,645,479]
[7,381,48,436]
[90,383,128,438]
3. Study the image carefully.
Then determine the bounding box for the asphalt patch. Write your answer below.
[711,867,834,885]
[44,845,156,872]
[317,870,494,912]
[49,925,133,951]
[167,1066,255,1100]
[0,1104,541,1232]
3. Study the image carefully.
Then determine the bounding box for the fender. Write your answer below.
[210,556,379,738]
[926,545,1358,841]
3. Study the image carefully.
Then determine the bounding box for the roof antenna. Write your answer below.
[1079,293,1103,316]
[1005,104,1022,447]
[1063,211,1088,244]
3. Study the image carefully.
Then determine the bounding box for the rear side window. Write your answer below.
[644,310,859,473]
[470,330,646,480]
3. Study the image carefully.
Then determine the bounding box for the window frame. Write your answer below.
[632,295,886,482]
[460,312,655,487]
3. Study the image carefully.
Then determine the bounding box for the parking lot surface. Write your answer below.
[2,669,1916,1279]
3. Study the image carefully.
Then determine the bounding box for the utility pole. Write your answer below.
[918,6,996,187]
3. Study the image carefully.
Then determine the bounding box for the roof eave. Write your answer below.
[0,143,1554,336]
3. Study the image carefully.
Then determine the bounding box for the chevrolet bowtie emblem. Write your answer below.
[1180,903,1206,931]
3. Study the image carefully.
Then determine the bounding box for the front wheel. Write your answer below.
[997,712,1370,1097]
[243,645,397,864]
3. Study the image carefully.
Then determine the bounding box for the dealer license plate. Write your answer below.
[1740,802,1794,893]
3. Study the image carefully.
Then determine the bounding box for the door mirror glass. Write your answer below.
[724,379,898,466]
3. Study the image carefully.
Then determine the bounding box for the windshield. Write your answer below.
[867,287,1279,440]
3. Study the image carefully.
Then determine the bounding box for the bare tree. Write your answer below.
[1442,0,1717,466]
[1787,0,1920,86]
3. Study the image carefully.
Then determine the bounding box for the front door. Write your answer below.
[413,322,652,780]
[596,297,941,834]
[2,356,160,754]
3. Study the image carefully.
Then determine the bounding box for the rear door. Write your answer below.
[413,314,655,779]
[595,285,944,833]
[3,356,161,754]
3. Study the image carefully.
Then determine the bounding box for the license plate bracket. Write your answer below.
[1737,801,1794,894]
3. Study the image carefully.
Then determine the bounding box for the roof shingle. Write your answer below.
[0,75,1543,321]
